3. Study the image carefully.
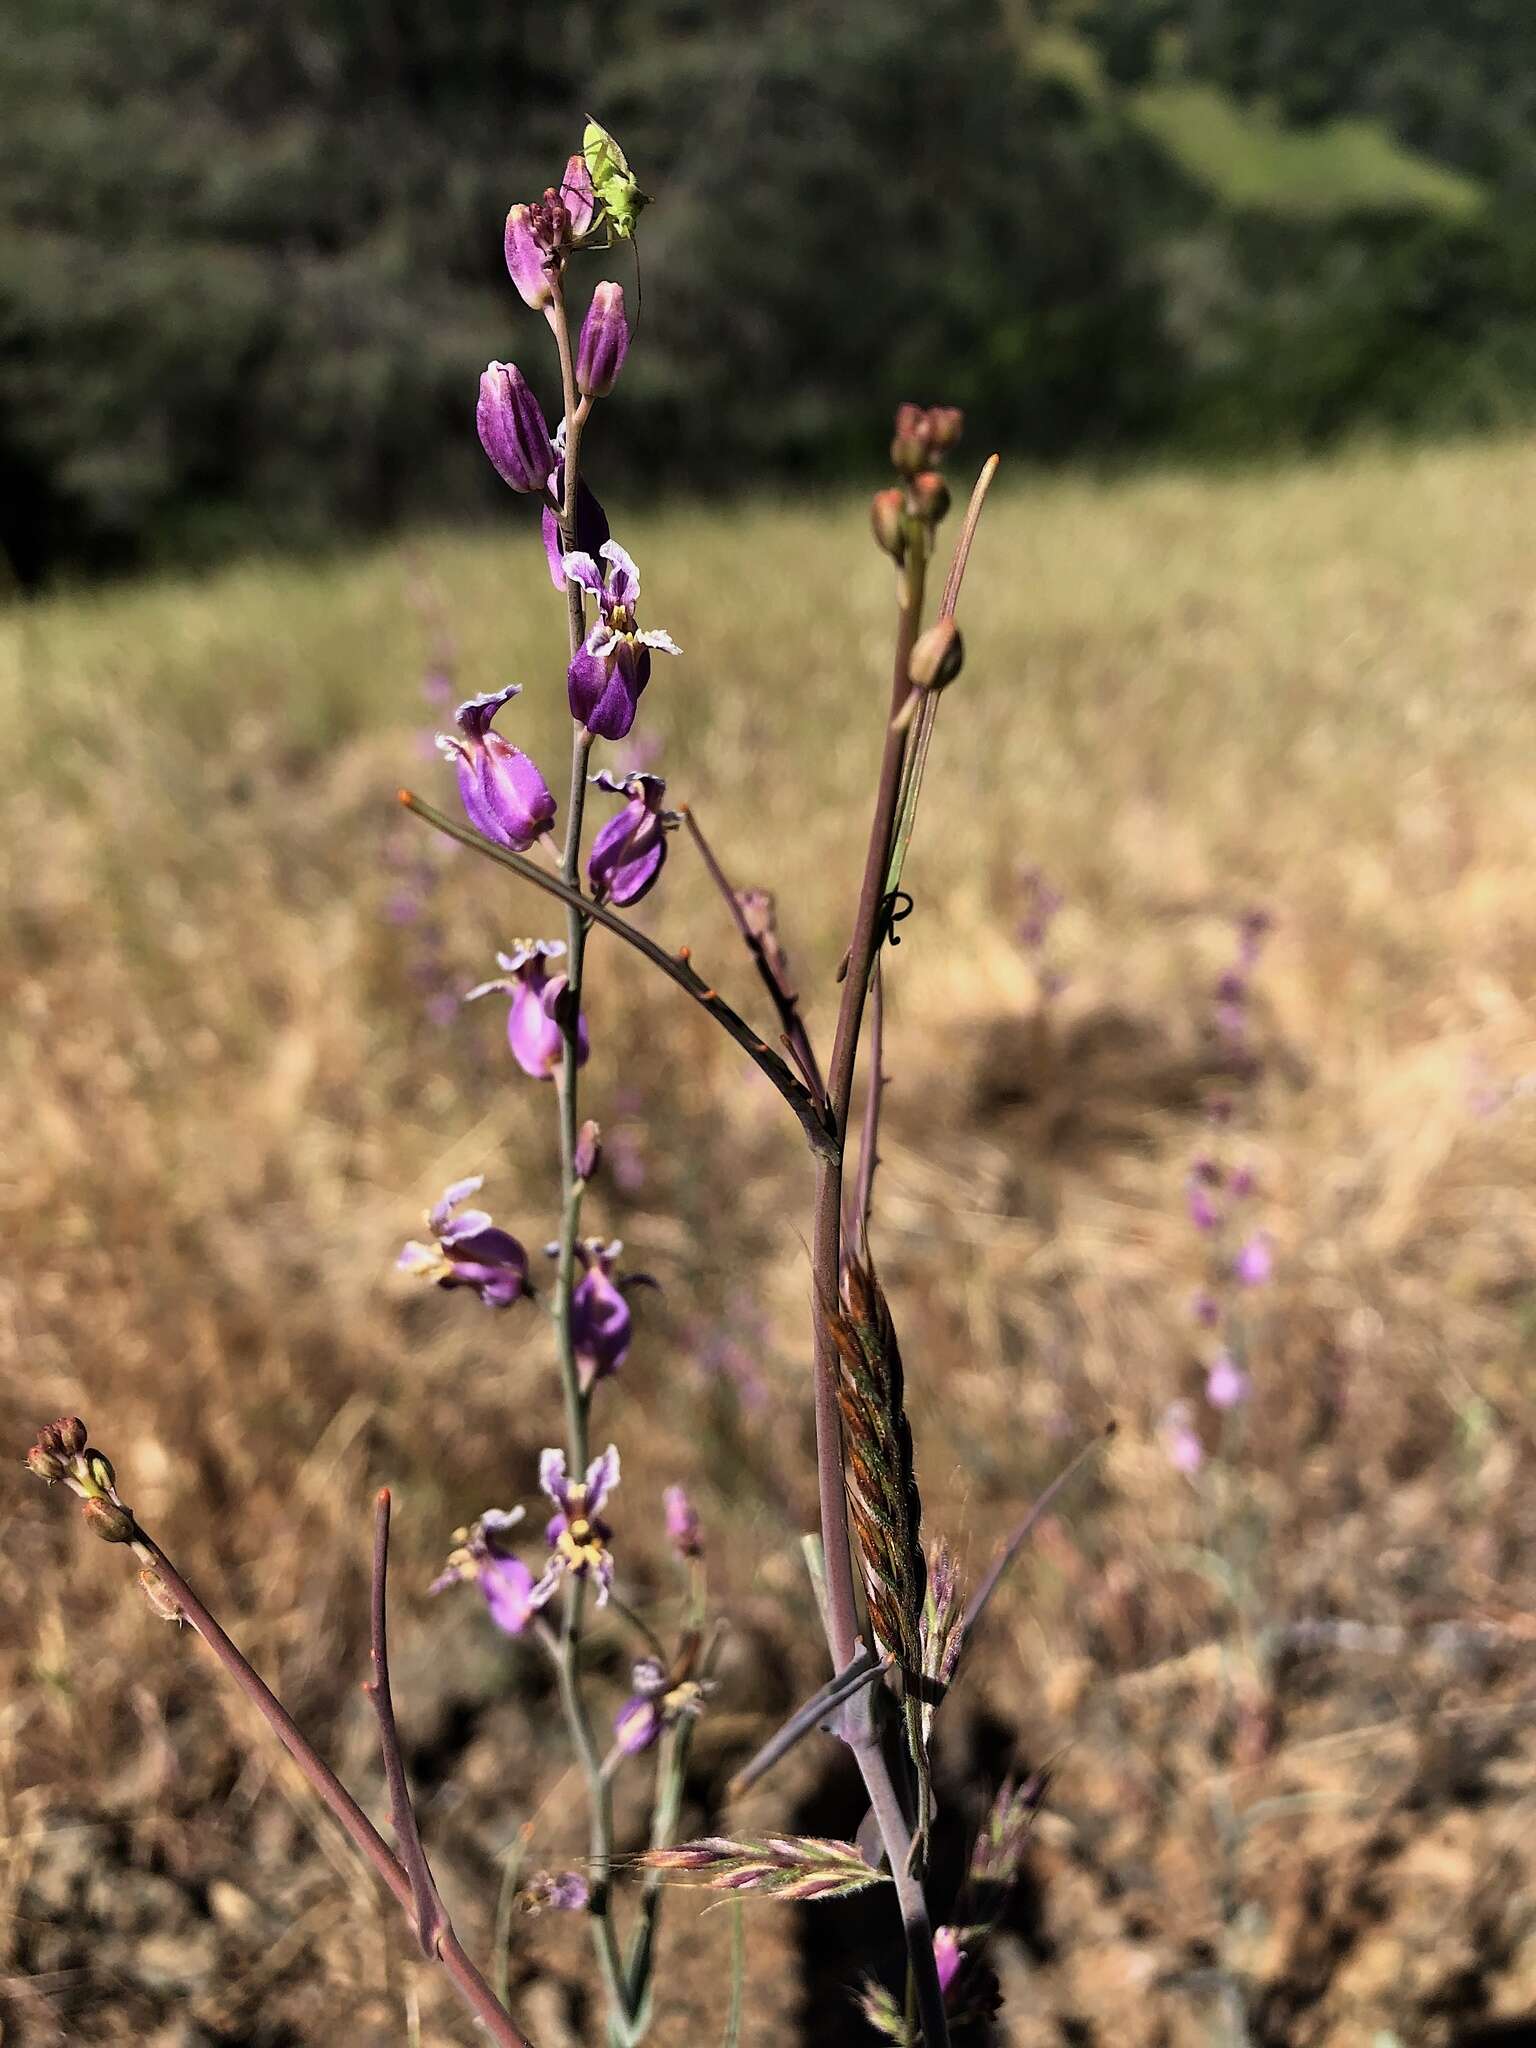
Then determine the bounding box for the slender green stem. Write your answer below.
[545,280,635,2034]
[855,1733,946,2048]
[546,1615,632,2019]
[554,723,596,1469]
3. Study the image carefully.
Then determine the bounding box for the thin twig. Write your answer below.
[849,956,885,1249]
[727,1645,889,1799]
[130,1529,530,2047]
[959,1423,1114,1662]
[363,1489,444,1959]
[679,804,825,1101]
[884,456,1001,910]
[400,791,837,1161]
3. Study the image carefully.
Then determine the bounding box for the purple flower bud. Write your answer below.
[504,204,554,309]
[1234,1233,1272,1287]
[587,772,678,905]
[870,488,906,562]
[574,1118,603,1182]
[1191,1290,1221,1329]
[664,1484,702,1560]
[465,941,589,1081]
[1205,1351,1250,1410]
[933,1926,965,1999]
[576,282,631,398]
[477,363,554,494]
[436,686,556,851]
[1229,1165,1256,1199]
[397,1176,533,1308]
[911,471,951,526]
[559,154,597,241]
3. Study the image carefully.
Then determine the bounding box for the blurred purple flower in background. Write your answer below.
[397,1177,531,1307]
[1163,1401,1204,1475]
[614,1652,709,1755]
[429,1507,540,1634]
[1205,1349,1251,1410]
[1234,1233,1272,1287]
[466,940,588,1080]
[520,1870,591,1915]
[664,1484,702,1561]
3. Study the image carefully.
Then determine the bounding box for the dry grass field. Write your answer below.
[6,435,1536,2046]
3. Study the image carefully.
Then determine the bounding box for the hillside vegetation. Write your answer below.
[6,440,1536,2041]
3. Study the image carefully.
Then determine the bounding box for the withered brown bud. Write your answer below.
[890,403,928,475]
[51,1416,89,1458]
[926,406,964,456]
[910,471,951,525]
[27,1441,66,1482]
[81,1497,135,1544]
[139,1568,183,1621]
[574,1119,603,1183]
[908,617,964,692]
[870,488,906,562]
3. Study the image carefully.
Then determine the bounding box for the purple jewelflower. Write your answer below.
[466,940,589,1081]
[436,686,557,851]
[576,282,631,398]
[503,156,598,310]
[1205,1350,1251,1410]
[664,1484,702,1561]
[1234,1233,1272,1287]
[429,1507,542,1634]
[563,541,681,741]
[397,1177,532,1308]
[532,1445,620,1607]
[541,420,612,589]
[614,1656,668,1755]
[567,1237,649,1390]
[520,1869,591,1915]
[1191,1290,1221,1329]
[614,1655,708,1756]
[586,772,678,906]
[476,364,555,494]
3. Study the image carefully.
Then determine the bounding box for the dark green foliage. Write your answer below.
[6,0,1536,581]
